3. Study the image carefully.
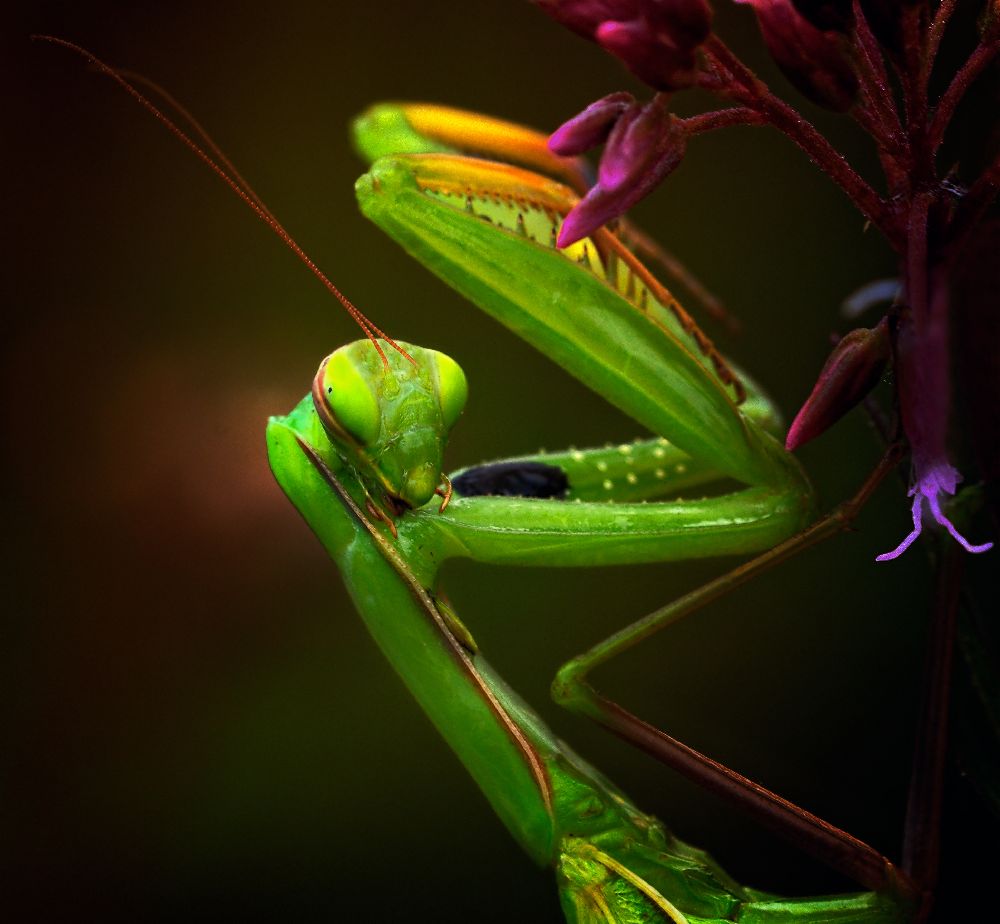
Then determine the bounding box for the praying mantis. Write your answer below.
[29,5,992,916]
[267,103,921,922]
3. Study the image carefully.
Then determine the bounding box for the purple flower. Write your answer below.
[877,276,993,562]
[533,0,713,90]
[876,462,993,561]
[553,95,688,246]
[736,0,858,111]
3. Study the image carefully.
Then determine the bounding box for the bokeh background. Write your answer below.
[8,2,995,920]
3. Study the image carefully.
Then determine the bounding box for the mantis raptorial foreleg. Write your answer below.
[352,103,740,332]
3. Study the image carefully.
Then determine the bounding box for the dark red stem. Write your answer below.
[704,35,894,241]
[928,40,1000,156]
[900,5,930,173]
[851,0,904,150]
[927,0,958,67]
[901,546,965,920]
[678,107,766,135]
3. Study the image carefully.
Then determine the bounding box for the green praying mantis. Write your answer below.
[266,103,920,922]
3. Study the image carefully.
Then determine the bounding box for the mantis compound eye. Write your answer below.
[430,350,468,431]
[317,346,381,447]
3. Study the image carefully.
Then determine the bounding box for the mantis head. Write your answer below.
[312,340,468,513]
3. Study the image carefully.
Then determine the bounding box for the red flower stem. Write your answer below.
[758,95,893,237]
[705,36,894,241]
[851,100,909,194]
[900,5,930,164]
[901,543,964,910]
[703,34,763,98]
[678,107,766,135]
[927,0,958,67]
[851,0,904,145]
[927,39,1000,156]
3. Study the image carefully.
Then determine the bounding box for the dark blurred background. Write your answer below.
[7,1,994,920]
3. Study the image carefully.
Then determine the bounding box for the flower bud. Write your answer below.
[549,92,635,157]
[595,18,701,90]
[785,318,890,451]
[532,1,639,39]
[533,0,713,91]
[737,0,858,112]
[558,96,687,246]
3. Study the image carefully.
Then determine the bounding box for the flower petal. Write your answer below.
[548,92,635,156]
[926,492,994,554]
[737,0,858,111]
[557,97,687,247]
[875,494,924,562]
[877,462,993,561]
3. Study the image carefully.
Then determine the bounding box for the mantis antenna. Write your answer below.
[33,35,414,368]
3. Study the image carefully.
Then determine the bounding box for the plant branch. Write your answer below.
[927,0,958,68]
[928,39,1000,156]
[851,0,904,148]
[900,4,930,165]
[759,95,894,236]
[678,107,766,135]
[901,544,964,917]
[704,35,894,240]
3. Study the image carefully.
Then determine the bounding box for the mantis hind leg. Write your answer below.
[548,444,924,912]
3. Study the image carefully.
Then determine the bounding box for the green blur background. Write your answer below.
[8,1,993,920]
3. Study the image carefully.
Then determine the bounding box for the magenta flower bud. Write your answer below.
[533,0,713,91]
[737,0,858,112]
[595,19,702,90]
[532,1,641,39]
[558,96,687,246]
[648,0,714,47]
[549,92,635,157]
[785,318,890,451]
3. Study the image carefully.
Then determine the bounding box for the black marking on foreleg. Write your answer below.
[452,461,569,499]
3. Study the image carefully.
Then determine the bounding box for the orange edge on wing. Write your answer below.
[400,103,591,194]
[398,153,745,405]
